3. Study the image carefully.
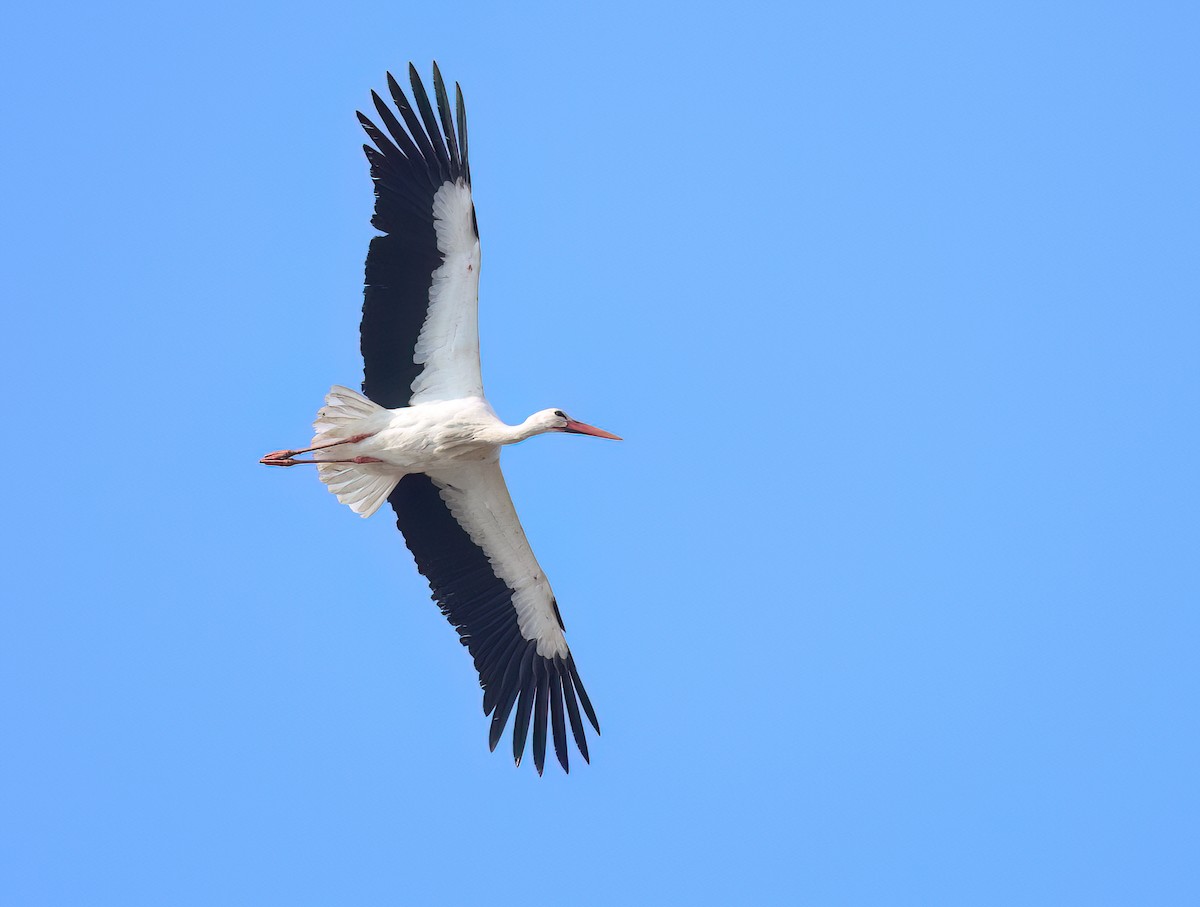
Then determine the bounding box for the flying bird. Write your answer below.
[261,64,619,774]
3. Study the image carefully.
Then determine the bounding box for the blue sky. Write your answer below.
[3,1,1198,904]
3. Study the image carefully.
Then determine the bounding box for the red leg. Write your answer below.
[259,432,376,463]
[260,455,383,467]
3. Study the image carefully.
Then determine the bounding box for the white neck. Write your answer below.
[485,414,553,446]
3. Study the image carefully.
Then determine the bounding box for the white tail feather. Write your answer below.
[317,462,400,518]
[313,385,380,436]
[312,385,401,518]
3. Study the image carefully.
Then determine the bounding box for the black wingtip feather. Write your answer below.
[560,669,591,763]
[566,654,601,734]
[550,664,569,773]
[511,652,538,766]
[489,687,516,752]
[455,82,470,185]
[532,659,550,775]
[432,62,462,175]
[385,70,403,101]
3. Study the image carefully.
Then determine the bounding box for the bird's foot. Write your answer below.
[260,452,300,466]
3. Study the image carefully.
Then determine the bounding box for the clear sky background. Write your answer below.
[3,2,1197,904]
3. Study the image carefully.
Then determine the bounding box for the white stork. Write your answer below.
[261,64,619,774]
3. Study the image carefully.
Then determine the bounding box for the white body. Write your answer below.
[320,394,501,469]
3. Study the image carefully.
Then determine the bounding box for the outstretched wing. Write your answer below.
[388,464,600,774]
[358,63,482,409]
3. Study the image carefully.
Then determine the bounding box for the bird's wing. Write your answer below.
[388,462,599,774]
[357,64,482,409]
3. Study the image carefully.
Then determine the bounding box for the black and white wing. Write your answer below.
[358,63,481,409]
[388,464,600,774]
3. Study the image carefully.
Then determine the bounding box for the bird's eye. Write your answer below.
[553,410,565,418]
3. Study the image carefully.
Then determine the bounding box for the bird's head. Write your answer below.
[532,408,622,440]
